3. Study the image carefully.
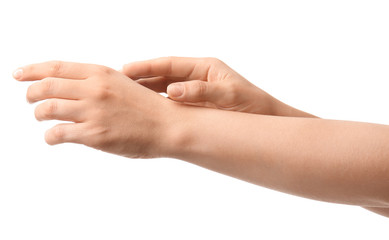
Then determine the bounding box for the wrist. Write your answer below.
[153,100,192,159]
[157,101,213,161]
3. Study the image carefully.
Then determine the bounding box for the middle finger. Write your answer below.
[27,77,85,103]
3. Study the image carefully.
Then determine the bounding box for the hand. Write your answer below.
[121,57,277,115]
[14,61,174,158]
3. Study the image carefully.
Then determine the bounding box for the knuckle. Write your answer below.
[194,81,207,97]
[50,125,65,143]
[44,100,58,119]
[35,100,58,120]
[157,56,176,75]
[41,77,56,96]
[95,65,115,75]
[93,82,112,100]
[47,60,63,76]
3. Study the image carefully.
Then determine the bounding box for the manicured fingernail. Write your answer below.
[168,83,184,97]
[13,68,23,80]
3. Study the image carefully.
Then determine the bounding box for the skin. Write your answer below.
[121,57,316,117]
[14,58,389,218]
[123,57,389,217]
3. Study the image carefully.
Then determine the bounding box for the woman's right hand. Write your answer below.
[121,57,284,115]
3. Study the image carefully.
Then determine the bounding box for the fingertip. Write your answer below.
[167,83,184,98]
[44,130,56,146]
[44,126,63,146]
[13,68,24,81]
[44,129,55,145]
[122,62,134,71]
[122,62,145,80]
[119,64,128,76]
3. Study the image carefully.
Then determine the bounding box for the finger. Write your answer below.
[122,57,213,80]
[13,60,96,81]
[35,99,85,122]
[27,77,84,103]
[167,80,220,103]
[136,76,199,93]
[45,122,87,145]
[135,76,173,93]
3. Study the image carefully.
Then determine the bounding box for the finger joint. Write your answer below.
[47,60,64,76]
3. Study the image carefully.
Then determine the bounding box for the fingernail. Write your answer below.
[168,83,184,97]
[13,68,23,80]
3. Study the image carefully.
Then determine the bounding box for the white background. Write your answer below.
[0,0,388,239]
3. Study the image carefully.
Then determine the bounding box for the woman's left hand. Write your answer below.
[14,61,175,158]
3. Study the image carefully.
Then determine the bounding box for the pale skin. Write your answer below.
[14,57,389,218]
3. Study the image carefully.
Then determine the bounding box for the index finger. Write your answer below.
[122,57,213,80]
[13,60,96,81]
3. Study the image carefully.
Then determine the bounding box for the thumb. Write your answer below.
[167,80,216,103]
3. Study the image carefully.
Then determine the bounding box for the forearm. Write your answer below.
[269,97,389,215]
[165,103,389,207]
